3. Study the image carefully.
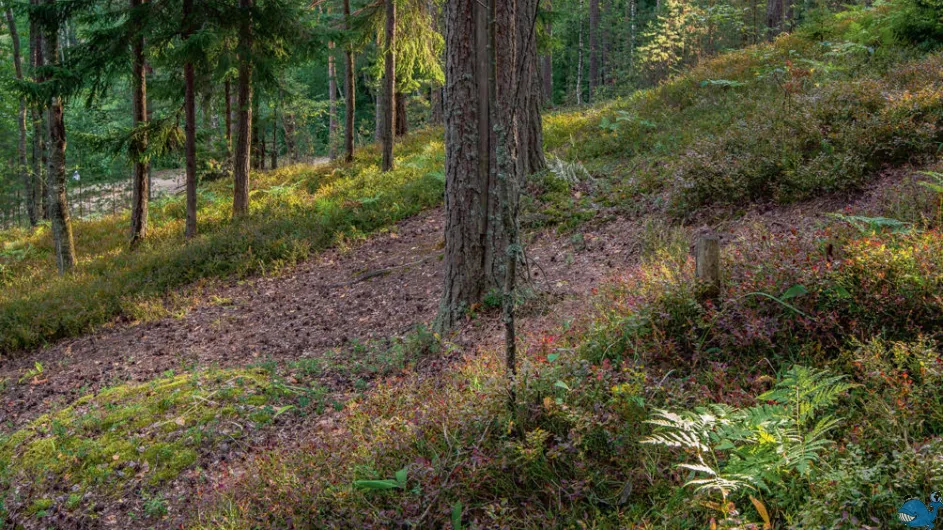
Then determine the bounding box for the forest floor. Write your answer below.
[0,165,913,528]
[0,199,643,528]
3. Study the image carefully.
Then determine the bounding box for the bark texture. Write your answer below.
[343,0,355,163]
[328,40,338,160]
[380,0,396,172]
[43,6,76,273]
[129,0,149,248]
[233,0,253,216]
[437,0,490,331]
[395,92,407,137]
[184,0,197,239]
[588,0,599,101]
[29,0,46,220]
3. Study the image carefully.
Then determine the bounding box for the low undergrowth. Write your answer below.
[0,133,445,355]
[195,166,943,528]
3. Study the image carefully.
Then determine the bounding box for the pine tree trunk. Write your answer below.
[766,0,784,38]
[517,0,546,177]
[283,113,297,163]
[436,0,491,331]
[541,0,552,107]
[43,6,75,273]
[381,0,396,172]
[588,0,598,101]
[30,0,46,220]
[184,0,197,239]
[344,0,355,163]
[129,0,149,248]
[233,0,253,216]
[374,91,382,143]
[576,0,583,105]
[328,41,338,160]
[395,92,407,137]
[3,5,34,227]
[270,107,278,169]
[225,78,232,154]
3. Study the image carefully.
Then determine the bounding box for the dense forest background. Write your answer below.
[0,0,915,226]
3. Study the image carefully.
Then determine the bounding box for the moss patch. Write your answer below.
[0,368,299,522]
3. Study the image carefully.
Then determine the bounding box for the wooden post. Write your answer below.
[696,235,721,297]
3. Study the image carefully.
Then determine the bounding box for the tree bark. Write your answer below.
[3,5,34,227]
[436,0,491,331]
[395,92,407,137]
[588,0,598,101]
[271,105,278,169]
[576,0,583,105]
[184,0,197,239]
[541,0,552,107]
[380,0,396,172]
[283,113,297,163]
[328,40,338,160]
[766,0,785,38]
[129,0,149,248]
[30,0,46,220]
[517,0,546,177]
[225,77,232,154]
[343,0,355,162]
[233,0,253,216]
[43,5,76,273]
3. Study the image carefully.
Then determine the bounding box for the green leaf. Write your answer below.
[780,284,808,300]
[554,381,571,392]
[451,501,464,530]
[272,405,294,419]
[395,468,408,487]
[547,353,560,363]
[353,479,400,490]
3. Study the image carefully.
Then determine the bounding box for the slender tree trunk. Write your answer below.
[259,116,266,170]
[541,0,552,107]
[31,0,47,220]
[233,0,253,216]
[283,113,297,163]
[628,0,636,69]
[344,0,355,162]
[184,0,197,239]
[374,90,382,143]
[3,5,34,227]
[380,0,396,172]
[395,92,407,137]
[328,41,338,160]
[576,0,584,105]
[129,0,149,248]
[588,0,598,101]
[43,7,75,273]
[766,0,784,38]
[271,105,278,169]
[225,78,232,154]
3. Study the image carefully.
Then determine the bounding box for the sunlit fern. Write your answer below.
[643,365,854,498]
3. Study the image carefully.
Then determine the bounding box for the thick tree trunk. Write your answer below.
[380,0,395,172]
[4,5,34,227]
[233,0,253,216]
[328,41,338,160]
[766,0,785,38]
[395,92,407,137]
[344,0,355,163]
[129,0,149,248]
[588,0,598,101]
[184,0,197,239]
[517,0,546,177]
[436,0,491,331]
[43,7,75,273]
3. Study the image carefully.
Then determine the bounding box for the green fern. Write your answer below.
[643,366,854,498]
